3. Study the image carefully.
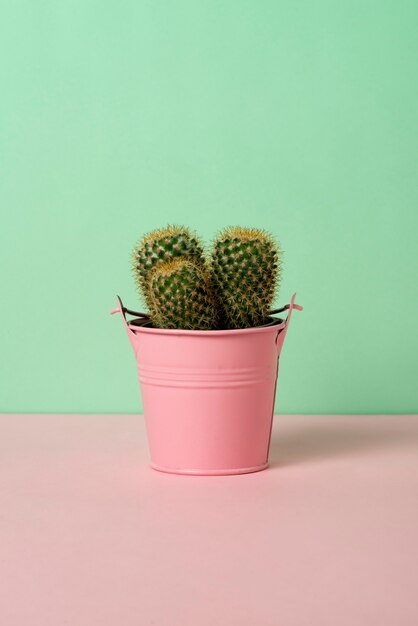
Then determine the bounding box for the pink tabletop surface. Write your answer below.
[1,413,417,626]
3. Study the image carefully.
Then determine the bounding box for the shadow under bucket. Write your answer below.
[112,294,302,475]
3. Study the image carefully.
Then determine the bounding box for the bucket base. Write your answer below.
[150,462,269,476]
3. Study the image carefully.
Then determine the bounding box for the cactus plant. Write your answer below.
[130,224,282,330]
[131,225,205,315]
[210,227,281,329]
[148,258,219,330]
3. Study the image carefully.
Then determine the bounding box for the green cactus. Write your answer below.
[131,224,282,330]
[211,227,281,329]
[149,258,219,330]
[131,225,205,314]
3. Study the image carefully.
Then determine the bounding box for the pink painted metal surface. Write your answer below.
[112,294,302,475]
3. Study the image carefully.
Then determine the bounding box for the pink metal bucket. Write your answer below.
[112,294,302,475]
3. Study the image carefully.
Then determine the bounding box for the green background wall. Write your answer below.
[1,1,417,413]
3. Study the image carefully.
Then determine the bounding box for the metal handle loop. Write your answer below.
[275,293,302,356]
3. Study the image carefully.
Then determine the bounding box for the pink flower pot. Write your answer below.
[112,294,302,475]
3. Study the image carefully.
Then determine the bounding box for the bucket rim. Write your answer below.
[127,316,285,337]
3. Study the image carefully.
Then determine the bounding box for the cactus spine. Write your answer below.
[131,225,205,316]
[149,258,219,330]
[211,227,281,329]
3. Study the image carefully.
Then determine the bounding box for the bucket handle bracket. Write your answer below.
[275,293,302,357]
[110,295,146,342]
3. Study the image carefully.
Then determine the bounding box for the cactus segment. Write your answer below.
[131,225,205,315]
[211,227,282,329]
[149,258,219,330]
